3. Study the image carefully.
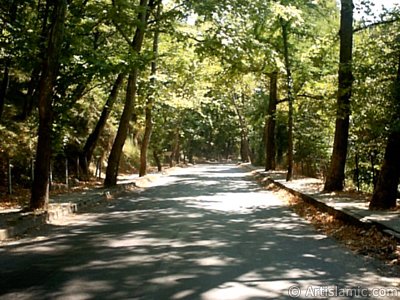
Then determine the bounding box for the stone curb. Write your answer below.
[242,164,400,242]
[0,168,174,242]
[0,181,140,241]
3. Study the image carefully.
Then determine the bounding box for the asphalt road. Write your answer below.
[0,164,398,299]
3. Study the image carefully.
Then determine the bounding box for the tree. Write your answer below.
[104,0,154,187]
[79,73,125,179]
[369,51,400,209]
[30,0,67,210]
[231,93,251,163]
[324,0,354,192]
[280,18,294,181]
[265,71,278,170]
[139,1,162,177]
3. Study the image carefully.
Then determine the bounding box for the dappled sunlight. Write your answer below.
[194,255,240,267]
[201,281,281,300]
[1,165,397,299]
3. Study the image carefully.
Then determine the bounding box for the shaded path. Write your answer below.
[0,165,398,299]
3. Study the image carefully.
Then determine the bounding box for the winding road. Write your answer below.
[0,164,398,299]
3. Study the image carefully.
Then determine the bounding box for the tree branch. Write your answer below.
[296,93,324,100]
[353,18,400,33]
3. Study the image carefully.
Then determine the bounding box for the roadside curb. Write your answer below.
[242,164,400,242]
[0,179,147,242]
[0,166,181,242]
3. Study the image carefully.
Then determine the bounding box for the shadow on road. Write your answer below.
[0,165,396,299]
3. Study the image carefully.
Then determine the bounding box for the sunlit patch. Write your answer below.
[201,281,280,299]
[11,239,72,253]
[250,221,300,231]
[185,192,281,213]
[283,268,322,279]
[172,289,196,299]
[56,279,113,297]
[194,255,239,266]
[303,253,317,258]
[108,236,171,248]
[193,239,228,248]
[149,274,197,286]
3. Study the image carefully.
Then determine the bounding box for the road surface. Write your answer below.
[0,164,398,299]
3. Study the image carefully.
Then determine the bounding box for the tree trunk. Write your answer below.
[369,52,400,209]
[0,1,18,120]
[280,19,294,181]
[265,71,278,171]
[0,64,9,120]
[369,132,400,209]
[30,0,67,210]
[231,93,251,163]
[79,73,125,179]
[105,71,138,187]
[324,0,354,192]
[104,0,151,187]
[170,128,180,167]
[139,2,161,177]
[240,137,251,163]
[153,150,162,172]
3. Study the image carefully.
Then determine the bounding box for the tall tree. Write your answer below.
[79,73,125,179]
[369,51,400,209]
[280,18,294,181]
[104,0,154,187]
[324,0,354,191]
[139,1,162,177]
[30,0,67,210]
[265,71,278,171]
[231,93,251,163]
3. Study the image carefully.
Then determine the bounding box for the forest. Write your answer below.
[0,0,399,211]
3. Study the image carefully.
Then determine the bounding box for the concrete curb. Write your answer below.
[0,212,47,241]
[243,164,400,242]
[0,167,175,242]
[0,181,139,241]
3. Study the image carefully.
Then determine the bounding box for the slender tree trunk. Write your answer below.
[0,1,18,120]
[30,0,67,210]
[139,2,161,177]
[104,0,152,187]
[265,71,278,171]
[79,73,125,178]
[169,128,180,167]
[324,0,354,192]
[231,93,251,163]
[153,150,162,172]
[105,71,139,187]
[0,65,9,120]
[280,19,294,181]
[369,53,400,209]
[240,137,251,163]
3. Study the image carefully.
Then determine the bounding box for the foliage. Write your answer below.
[1,0,400,199]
